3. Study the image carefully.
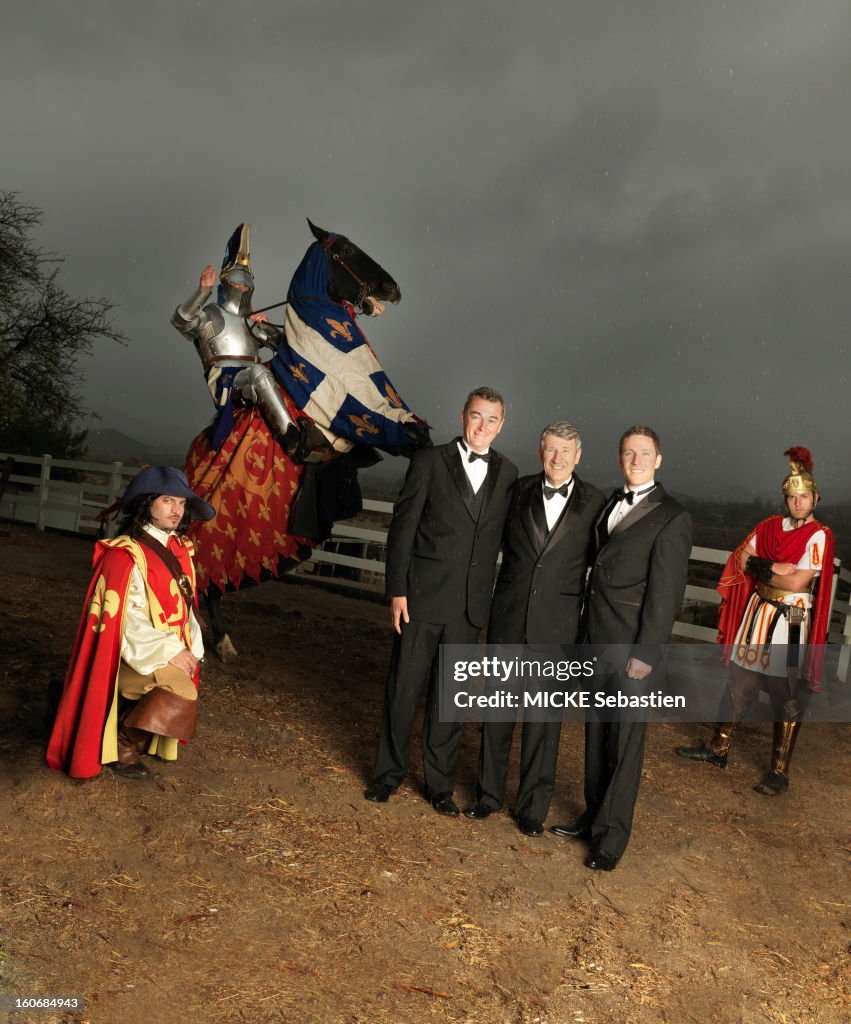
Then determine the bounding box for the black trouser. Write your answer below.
[582,670,648,859]
[371,613,479,797]
[476,680,563,824]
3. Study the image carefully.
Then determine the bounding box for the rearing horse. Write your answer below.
[183,220,430,659]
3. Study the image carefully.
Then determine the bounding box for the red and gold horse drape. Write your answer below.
[185,404,313,594]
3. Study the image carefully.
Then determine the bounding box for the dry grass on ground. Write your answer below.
[0,526,848,1024]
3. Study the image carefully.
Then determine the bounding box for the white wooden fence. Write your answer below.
[2,452,849,676]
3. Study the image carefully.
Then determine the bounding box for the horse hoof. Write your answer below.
[215,635,239,662]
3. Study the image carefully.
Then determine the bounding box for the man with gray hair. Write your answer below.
[465,421,604,835]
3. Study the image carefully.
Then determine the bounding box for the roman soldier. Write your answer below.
[677,448,834,795]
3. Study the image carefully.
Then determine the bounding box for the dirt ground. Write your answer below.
[0,525,848,1024]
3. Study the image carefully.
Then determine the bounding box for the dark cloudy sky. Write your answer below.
[3,1,849,498]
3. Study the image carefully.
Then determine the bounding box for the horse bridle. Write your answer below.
[321,234,376,312]
[249,235,379,321]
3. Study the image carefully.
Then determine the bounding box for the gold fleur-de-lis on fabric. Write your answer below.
[326,318,354,342]
[384,383,403,408]
[349,413,379,437]
[88,575,120,634]
[290,362,310,383]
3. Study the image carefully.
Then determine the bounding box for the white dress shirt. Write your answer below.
[457,440,489,494]
[542,475,575,532]
[606,481,656,534]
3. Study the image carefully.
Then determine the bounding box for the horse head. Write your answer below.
[307,219,401,315]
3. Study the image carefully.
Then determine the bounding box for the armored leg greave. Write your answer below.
[771,720,802,776]
[232,364,298,442]
[677,664,762,767]
[707,723,738,756]
[676,721,736,767]
[754,721,801,795]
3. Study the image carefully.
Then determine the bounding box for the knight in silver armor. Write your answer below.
[172,223,299,451]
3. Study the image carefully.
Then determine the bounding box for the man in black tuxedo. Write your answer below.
[551,426,691,870]
[365,387,518,816]
[464,421,604,836]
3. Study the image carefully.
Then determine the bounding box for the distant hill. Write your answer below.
[79,429,850,565]
[84,428,187,468]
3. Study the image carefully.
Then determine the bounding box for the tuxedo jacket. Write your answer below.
[487,473,605,645]
[384,441,518,627]
[585,483,692,667]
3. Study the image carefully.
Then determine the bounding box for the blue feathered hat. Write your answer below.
[120,466,215,521]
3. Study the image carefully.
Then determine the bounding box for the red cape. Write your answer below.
[46,541,134,779]
[716,515,835,690]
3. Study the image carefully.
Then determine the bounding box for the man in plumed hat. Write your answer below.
[47,467,215,781]
[677,448,834,795]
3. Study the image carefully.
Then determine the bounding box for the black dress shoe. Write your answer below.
[430,793,460,817]
[364,782,393,803]
[550,819,591,841]
[586,850,619,871]
[463,801,495,819]
[517,817,544,837]
[676,744,727,769]
[108,761,150,780]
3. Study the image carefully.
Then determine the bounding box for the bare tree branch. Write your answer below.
[0,191,126,457]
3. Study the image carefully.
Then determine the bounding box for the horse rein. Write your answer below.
[249,237,377,323]
[321,235,377,313]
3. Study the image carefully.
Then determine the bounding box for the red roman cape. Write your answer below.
[716,514,835,690]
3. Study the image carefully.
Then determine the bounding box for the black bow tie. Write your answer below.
[460,440,490,463]
[619,484,654,506]
[543,483,570,500]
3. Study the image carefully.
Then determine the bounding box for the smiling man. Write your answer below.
[465,421,605,836]
[47,467,214,781]
[365,387,517,815]
[550,426,692,870]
